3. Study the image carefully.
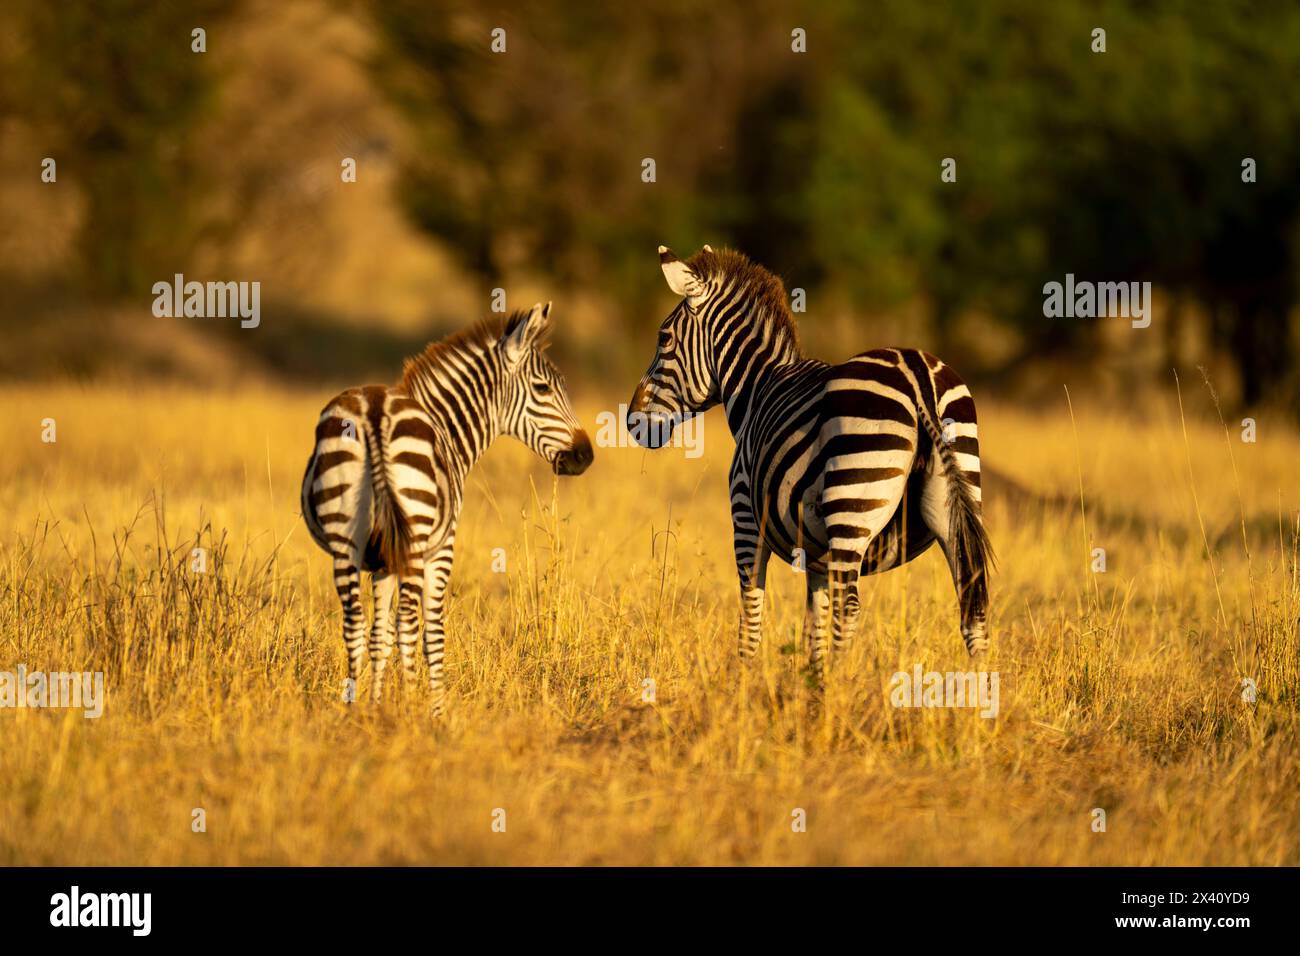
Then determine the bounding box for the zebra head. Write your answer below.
[627,245,721,448]
[499,302,594,476]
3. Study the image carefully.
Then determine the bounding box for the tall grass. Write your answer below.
[0,383,1295,865]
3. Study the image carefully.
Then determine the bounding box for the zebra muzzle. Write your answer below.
[627,387,675,449]
[554,430,594,475]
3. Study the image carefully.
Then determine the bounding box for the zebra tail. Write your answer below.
[918,398,996,592]
[364,424,415,578]
[947,458,994,618]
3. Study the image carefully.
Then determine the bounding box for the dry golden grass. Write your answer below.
[0,381,1296,865]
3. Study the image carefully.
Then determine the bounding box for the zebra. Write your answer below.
[300,302,594,712]
[628,246,992,682]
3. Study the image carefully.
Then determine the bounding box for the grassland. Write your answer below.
[0,381,1296,865]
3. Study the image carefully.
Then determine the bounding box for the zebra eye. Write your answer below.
[534,381,552,395]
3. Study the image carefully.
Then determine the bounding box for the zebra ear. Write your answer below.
[659,246,704,301]
[501,301,552,367]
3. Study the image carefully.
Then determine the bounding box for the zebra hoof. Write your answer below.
[965,637,990,658]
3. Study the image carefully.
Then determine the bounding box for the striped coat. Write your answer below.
[301,303,593,711]
[629,247,992,681]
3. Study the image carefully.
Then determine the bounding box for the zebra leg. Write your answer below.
[809,530,868,683]
[833,576,862,656]
[422,534,456,717]
[827,550,864,660]
[817,453,909,666]
[395,558,425,691]
[734,531,770,661]
[333,555,367,699]
[802,569,830,681]
[368,571,398,702]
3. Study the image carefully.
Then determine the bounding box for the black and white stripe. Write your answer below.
[629,247,992,681]
[301,303,593,712]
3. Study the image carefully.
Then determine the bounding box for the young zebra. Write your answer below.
[628,246,992,681]
[301,302,594,712]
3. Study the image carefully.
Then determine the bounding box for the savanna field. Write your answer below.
[0,381,1296,866]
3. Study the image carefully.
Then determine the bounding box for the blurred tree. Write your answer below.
[1026,0,1300,405]
[368,0,815,309]
[369,0,1300,404]
[808,0,1300,403]
[11,0,235,296]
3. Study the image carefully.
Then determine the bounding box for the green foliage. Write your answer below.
[371,0,1300,402]
[5,0,1299,403]
[368,0,809,305]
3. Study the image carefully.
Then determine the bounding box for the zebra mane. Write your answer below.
[686,246,801,354]
[399,311,528,389]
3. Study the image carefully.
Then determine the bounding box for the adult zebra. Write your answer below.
[628,246,992,681]
[301,302,593,712]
